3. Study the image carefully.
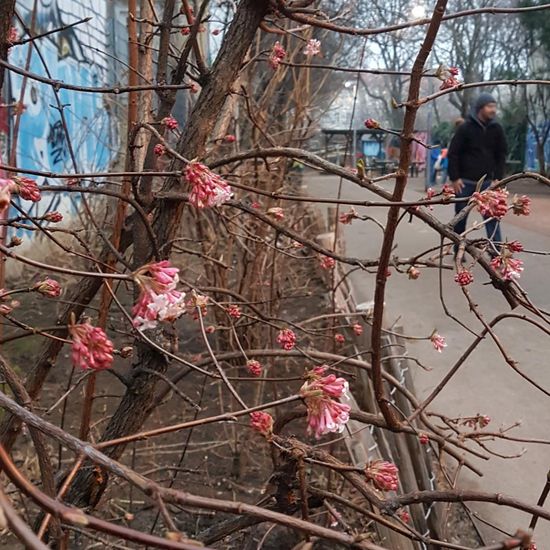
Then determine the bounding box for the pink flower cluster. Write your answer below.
[339,207,358,225]
[154,144,166,156]
[334,333,345,344]
[320,255,335,270]
[300,366,351,438]
[512,194,531,216]
[364,118,380,129]
[250,411,273,436]
[246,359,262,377]
[430,332,447,352]
[184,161,232,209]
[162,116,178,130]
[185,292,209,319]
[408,266,420,280]
[506,240,523,253]
[267,206,284,220]
[471,188,508,219]
[44,211,63,223]
[442,183,456,200]
[437,65,460,90]
[33,278,61,297]
[69,321,114,371]
[352,323,363,336]
[454,269,474,286]
[419,433,429,445]
[304,39,321,57]
[7,27,18,46]
[277,328,296,350]
[227,304,241,319]
[463,414,491,429]
[13,176,41,202]
[132,260,186,330]
[269,41,286,69]
[365,460,399,492]
[0,176,41,207]
[490,253,523,281]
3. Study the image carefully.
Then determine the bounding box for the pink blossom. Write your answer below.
[352,323,363,336]
[365,460,399,492]
[181,27,191,35]
[185,292,209,320]
[301,367,349,399]
[0,178,14,209]
[300,368,350,438]
[430,332,447,352]
[154,144,166,156]
[528,542,537,550]
[250,411,273,436]
[449,66,459,76]
[440,77,460,90]
[251,201,261,209]
[162,116,178,130]
[132,261,186,330]
[190,83,199,94]
[0,303,13,315]
[339,208,358,225]
[268,41,286,69]
[205,325,216,334]
[246,359,262,377]
[419,433,429,445]
[13,176,41,202]
[471,188,509,219]
[398,509,411,523]
[334,333,345,345]
[320,255,335,270]
[454,269,474,286]
[212,28,221,36]
[507,240,524,253]
[303,396,350,438]
[44,211,63,222]
[227,304,241,319]
[184,161,232,209]
[463,414,491,429]
[364,118,380,129]
[69,322,114,370]
[442,183,455,200]
[490,254,523,281]
[277,328,296,350]
[304,38,321,57]
[33,278,61,297]
[224,134,236,143]
[407,266,420,280]
[512,194,531,216]
[7,27,18,46]
[267,207,284,220]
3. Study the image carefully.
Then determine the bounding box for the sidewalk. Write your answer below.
[305,170,550,545]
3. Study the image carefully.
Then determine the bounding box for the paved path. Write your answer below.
[305,170,550,545]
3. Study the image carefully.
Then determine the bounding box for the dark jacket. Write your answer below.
[447,114,508,182]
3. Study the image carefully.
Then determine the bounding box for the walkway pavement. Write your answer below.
[305,170,550,545]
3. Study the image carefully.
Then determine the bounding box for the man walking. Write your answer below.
[448,93,508,252]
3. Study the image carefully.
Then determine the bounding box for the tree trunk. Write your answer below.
[64,0,271,509]
[0,0,16,92]
[536,141,547,177]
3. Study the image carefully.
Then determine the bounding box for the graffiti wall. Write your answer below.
[2,0,119,222]
[525,124,550,171]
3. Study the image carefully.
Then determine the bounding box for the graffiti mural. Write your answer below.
[4,0,118,222]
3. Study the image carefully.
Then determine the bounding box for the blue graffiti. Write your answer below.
[525,123,550,171]
[6,0,117,224]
